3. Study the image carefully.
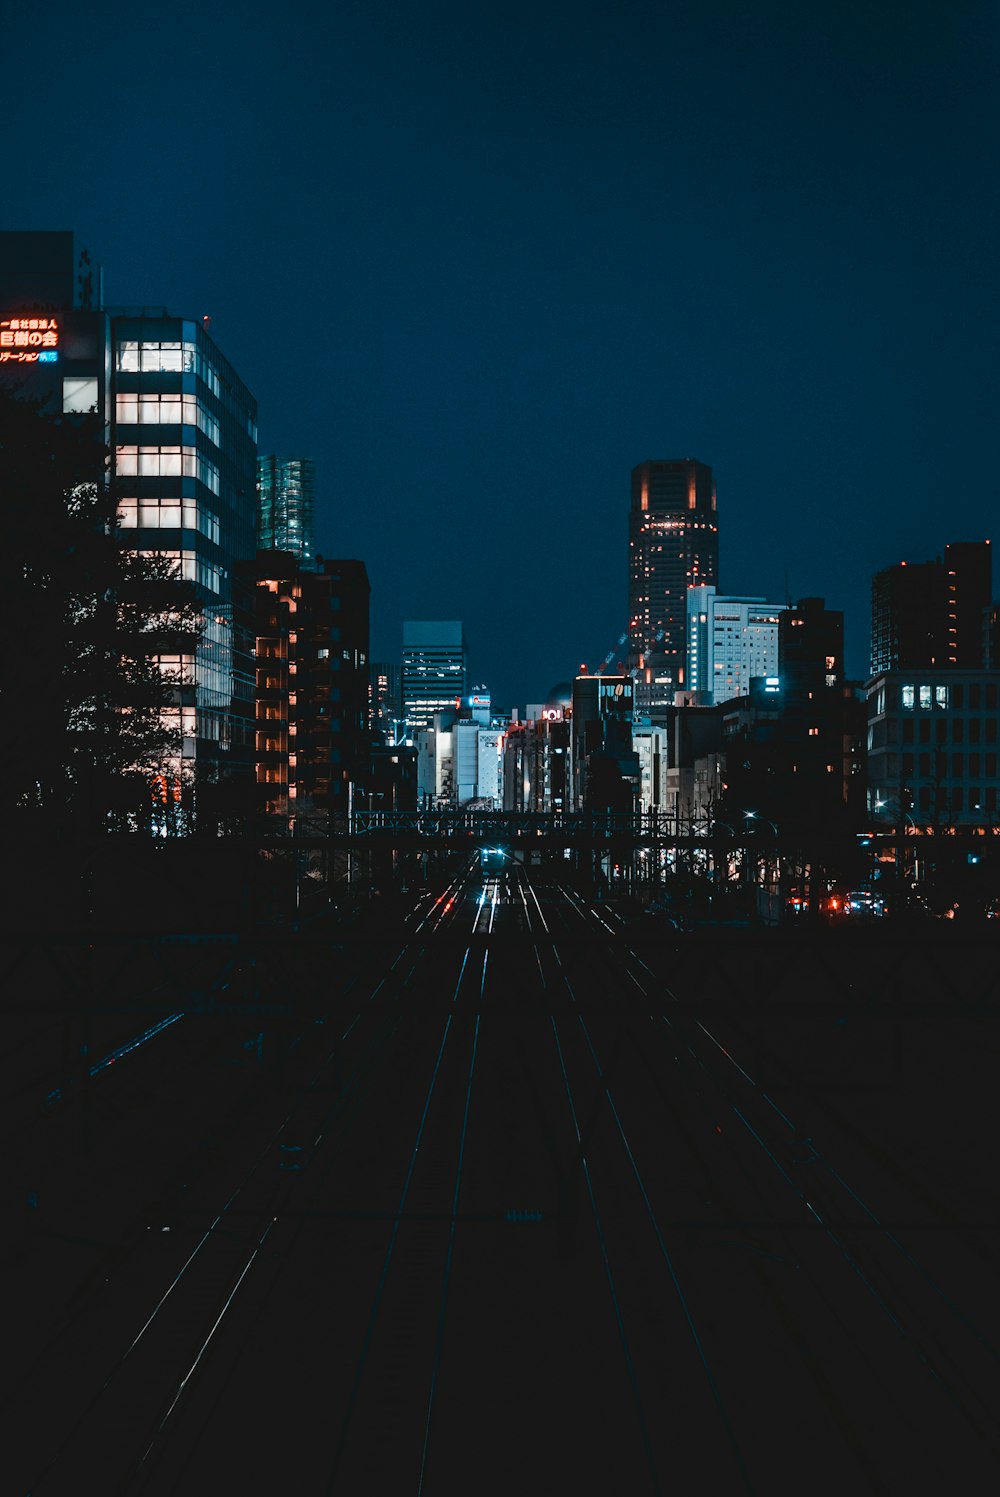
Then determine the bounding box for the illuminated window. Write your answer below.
[935,685,949,709]
[901,684,915,709]
[116,393,220,445]
[117,341,196,373]
[116,445,220,493]
[137,548,222,594]
[153,654,196,682]
[116,496,219,542]
[63,377,98,413]
[919,686,932,710]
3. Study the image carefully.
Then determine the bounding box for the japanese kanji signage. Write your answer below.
[0,317,59,363]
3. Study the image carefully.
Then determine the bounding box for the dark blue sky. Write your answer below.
[5,0,999,710]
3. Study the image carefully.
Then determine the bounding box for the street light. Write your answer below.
[743,809,778,836]
[744,811,781,920]
[874,795,918,888]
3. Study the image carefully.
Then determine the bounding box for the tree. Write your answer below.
[0,384,202,837]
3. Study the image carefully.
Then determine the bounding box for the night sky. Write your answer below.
[4,0,998,711]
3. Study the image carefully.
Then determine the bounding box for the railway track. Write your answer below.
[5,862,998,1493]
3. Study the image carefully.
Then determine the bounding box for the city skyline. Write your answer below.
[3,1,997,712]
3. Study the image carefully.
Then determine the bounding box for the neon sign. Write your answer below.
[0,316,59,363]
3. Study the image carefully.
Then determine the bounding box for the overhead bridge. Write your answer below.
[334,810,752,850]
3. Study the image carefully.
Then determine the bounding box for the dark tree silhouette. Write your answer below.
[0,384,202,838]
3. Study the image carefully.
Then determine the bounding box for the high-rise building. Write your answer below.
[238,551,369,821]
[686,585,787,704]
[371,661,403,742]
[628,459,718,711]
[402,621,467,732]
[945,541,992,668]
[257,455,316,567]
[871,541,992,675]
[778,596,865,819]
[1,231,259,814]
[571,673,639,812]
[871,560,948,674]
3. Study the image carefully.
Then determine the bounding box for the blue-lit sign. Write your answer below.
[38,350,58,363]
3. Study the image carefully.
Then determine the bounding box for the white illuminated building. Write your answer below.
[686,585,787,705]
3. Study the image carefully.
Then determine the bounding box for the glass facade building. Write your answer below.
[112,315,258,784]
[402,621,467,733]
[257,455,316,568]
[867,669,1000,826]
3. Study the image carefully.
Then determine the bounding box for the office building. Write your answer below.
[402,621,467,732]
[686,586,787,705]
[628,458,718,710]
[777,597,865,822]
[867,670,1000,827]
[1,230,259,816]
[503,707,572,813]
[945,542,992,667]
[571,673,639,811]
[871,541,992,675]
[257,455,316,567]
[238,551,370,820]
[372,661,403,742]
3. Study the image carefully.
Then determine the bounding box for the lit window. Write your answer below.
[919,685,932,710]
[935,685,949,709]
[64,377,98,413]
[902,684,915,709]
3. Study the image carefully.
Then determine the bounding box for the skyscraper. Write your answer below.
[402,621,467,733]
[257,455,316,567]
[239,551,369,820]
[628,458,718,710]
[870,540,992,675]
[945,541,992,668]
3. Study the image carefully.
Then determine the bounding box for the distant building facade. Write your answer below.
[238,551,370,821]
[867,670,1000,827]
[572,673,640,812]
[871,541,992,675]
[686,585,787,705]
[371,661,403,742]
[402,621,467,732]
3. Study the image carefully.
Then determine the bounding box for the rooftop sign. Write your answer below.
[0,316,59,363]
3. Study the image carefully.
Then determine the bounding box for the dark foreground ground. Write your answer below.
[2,876,998,1494]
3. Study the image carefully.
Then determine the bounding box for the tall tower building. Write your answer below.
[239,552,369,821]
[871,560,948,674]
[945,541,992,668]
[628,458,718,711]
[402,621,467,733]
[257,455,316,567]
